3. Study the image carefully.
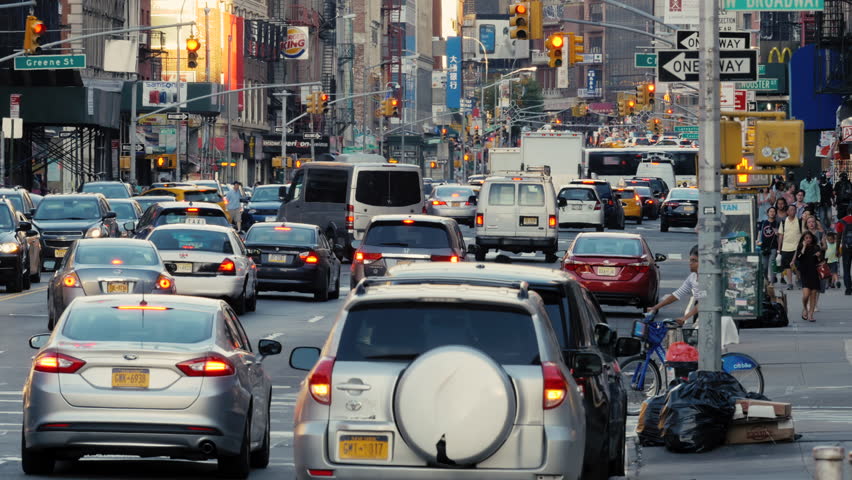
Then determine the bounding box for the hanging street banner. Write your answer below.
[446,37,462,109]
[657,50,758,83]
[676,30,751,50]
[722,0,824,11]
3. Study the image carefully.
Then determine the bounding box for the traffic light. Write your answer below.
[464,153,471,162]
[651,118,663,134]
[440,127,447,140]
[386,97,400,117]
[430,161,437,169]
[186,36,200,69]
[636,85,646,106]
[508,2,530,40]
[316,92,329,114]
[529,0,543,40]
[306,92,318,114]
[154,154,176,170]
[567,33,584,65]
[646,83,656,106]
[627,97,636,115]
[23,16,46,54]
[545,33,564,68]
[617,99,626,116]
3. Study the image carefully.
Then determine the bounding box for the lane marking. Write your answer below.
[0,287,47,303]
[272,385,292,389]
[667,253,683,260]
[307,315,323,323]
[263,332,285,340]
[845,339,852,367]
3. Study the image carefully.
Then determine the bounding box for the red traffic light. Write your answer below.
[320,93,329,102]
[186,37,200,52]
[515,4,527,14]
[551,35,564,48]
[31,22,45,35]
[390,98,399,107]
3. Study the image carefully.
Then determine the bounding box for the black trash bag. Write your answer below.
[660,371,747,453]
[759,301,788,328]
[636,394,667,446]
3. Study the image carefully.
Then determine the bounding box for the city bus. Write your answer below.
[584,146,699,187]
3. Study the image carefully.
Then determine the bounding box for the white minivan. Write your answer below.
[474,172,559,263]
[277,162,424,258]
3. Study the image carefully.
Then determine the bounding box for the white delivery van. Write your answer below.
[488,148,522,173]
[519,130,585,189]
[635,160,676,194]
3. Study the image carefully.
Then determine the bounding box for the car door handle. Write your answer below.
[337,383,371,392]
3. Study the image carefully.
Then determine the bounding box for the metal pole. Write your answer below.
[379,116,384,158]
[226,30,232,183]
[279,92,288,181]
[175,2,184,182]
[0,1,37,10]
[813,446,844,480]
[0,130,4,187]
[697,0,722,372]
[204,7,211,82]
[558,18,675,46]
[129,80,137,183]
[461,113,467,182]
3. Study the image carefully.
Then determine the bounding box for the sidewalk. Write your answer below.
[626,287,852,480]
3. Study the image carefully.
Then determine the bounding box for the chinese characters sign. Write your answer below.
[446,37,462,109]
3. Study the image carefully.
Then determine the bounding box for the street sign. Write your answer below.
[676,30,750,50]
[274,126,294,134]
[657,50,758,83]
[167,113,189,121]
[722,0,824,11]
[120,143,144,154]
[681,133,700,140]
[634,53,657,68]
[14,54,86,70]
[735,78,779,90]
[9,94,21,119]
[303,132,321,140]
[675,126,699,133]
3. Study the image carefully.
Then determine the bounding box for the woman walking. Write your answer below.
[793,231,825,322]
[805,214,827,308]
[757,206,780,284]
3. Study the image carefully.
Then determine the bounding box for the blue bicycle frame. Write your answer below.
[630,313,670,390]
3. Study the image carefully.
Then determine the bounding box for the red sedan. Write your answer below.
[562,232,665,310]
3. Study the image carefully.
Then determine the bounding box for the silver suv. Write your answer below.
[288,278,591,480]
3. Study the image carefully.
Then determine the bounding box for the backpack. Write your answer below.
[842,219,852,248]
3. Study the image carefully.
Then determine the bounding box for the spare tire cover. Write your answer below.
[394,345,516,465]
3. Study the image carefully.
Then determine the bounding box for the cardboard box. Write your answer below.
[734,399,792,419]
[726,419,795,445]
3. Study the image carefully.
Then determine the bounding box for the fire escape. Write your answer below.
[318,0,337,136]
[381,0,404,103]
[815,0,852,94]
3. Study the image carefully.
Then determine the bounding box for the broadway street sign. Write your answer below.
[676,31,751,50]
[722,0,824,11]
[657,50,758,83]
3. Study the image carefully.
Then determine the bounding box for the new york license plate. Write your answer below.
[268,254,290,263]
[111,368,149,389]
[596,266,618,276]
[339,434,389,460]
[175,263,193,273]
[55,249,67,258]
[107,282,129,293]
[520,216,539,226]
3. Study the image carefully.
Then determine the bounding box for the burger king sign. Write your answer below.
[282,26,309,61]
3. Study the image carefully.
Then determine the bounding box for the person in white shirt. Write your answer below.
[646,245,705,325]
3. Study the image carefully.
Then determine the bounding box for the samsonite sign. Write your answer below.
[283,27,309,61]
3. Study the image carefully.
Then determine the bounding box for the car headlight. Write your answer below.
[85,226,103,238]
[248,208,257,214]
[0,242,19,254]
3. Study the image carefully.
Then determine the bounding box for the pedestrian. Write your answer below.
[782,182,796,205]
[819,173,834,227]
[826,232,841,289]
[775,197,789,224]
[757,206,780,284]
[800,172,821,208]
[805,214,827,307]
[646,245,704,327]
[834,172,852,218]
[778,204,804,291]
[835,209,852,295]
[757,188,773,222]
[225,180,243,232]
[792,189,807,218]
[793,231,824,322]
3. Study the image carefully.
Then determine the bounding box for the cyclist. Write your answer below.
[646,245,705,326]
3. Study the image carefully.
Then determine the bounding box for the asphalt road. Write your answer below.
[0,218,698,479]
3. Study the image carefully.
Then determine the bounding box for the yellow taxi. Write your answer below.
[614,187,643,224]
[139,185,231,220]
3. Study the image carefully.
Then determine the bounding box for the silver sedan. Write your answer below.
[146,224,258,314]
[22,294,283,478]
[47,238,176,331]
[426,184,478,226]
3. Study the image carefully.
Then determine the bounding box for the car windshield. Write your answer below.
[250,188,280,202]
[634,186,652,196]
[574,237,643,256]
[63,306,213,344]
[75,244,160,266]
[0,194,23,212]
[110,202,138,220]
[559,188,596,202]
[668,188,699,201]
[433,186,474,199]
[34,198,100,220]
[0,207,12,230]
[246,226,316,246]
[82,184,130,198]
[183,190,221,203]
[156,209,230,227]
[148,229,234,253]
[337,303,540,365]
[363,221,451,249]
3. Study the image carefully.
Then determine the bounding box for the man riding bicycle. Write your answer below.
[646,245,706,325]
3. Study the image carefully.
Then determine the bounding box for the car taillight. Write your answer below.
[475,213,484,226]
[354,251,382,264]
[299,251,320,264]
[176,354,235,377]
[622,261,650,277]
[33,350,86,374]
[563,259,592,274]
[542,361,568,409]
[548,215,557,228]
[430,254,459,262]
[431,200,447,206]
[217,259,236,275]
[155,275,173,290]
[62,272,81,288]
[345,204,355,230]
[666,202,680,209]
[594,202,602,210]
[309,356,335,405]
[608,199,614,206]
[307,469,335,477]
[645,200,654,205]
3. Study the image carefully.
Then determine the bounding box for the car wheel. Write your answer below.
[22,266,31,290]
[232,285,248,315]
[21,431,55,475]
[660,219,669,232]
[6,266,23,293]
[474,247,487,262]
[544,253,558,263]
[619,215,626,230]
[584,435,610,480]
[218,417,251,479]
[596,225,605,232]
[250,396,271,468]
[314,273,330,302]
[636,215,643,225]
[329,271,341,300]
[609,420,627,477]
[246,282,257,313]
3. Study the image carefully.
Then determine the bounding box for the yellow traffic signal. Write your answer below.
[646,83,656,106]
[509,2,530,40]
[545,33,564,68]
[384,97,400,117]
[463,153,471,162]
[441,127,448,139]
[720,120,743,167]
[317,92,329,115]
[627,97,636,115]
[23,16,46,54]
[568,33,584,65]
[430,161,437,168]
[154,154,176,170]
[306,92,318,114]
[636,85,646,106]
[186,36,200,69]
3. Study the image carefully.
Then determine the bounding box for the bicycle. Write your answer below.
[620,311,765,416]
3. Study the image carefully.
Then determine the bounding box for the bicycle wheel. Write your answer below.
[620,355,662,416]
[721,352,764,395]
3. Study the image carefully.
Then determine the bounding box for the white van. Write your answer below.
[474,171,559,263]
[635,160,676,193]
[276,162,424,258]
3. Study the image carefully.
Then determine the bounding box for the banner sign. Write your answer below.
[446,37,462,109]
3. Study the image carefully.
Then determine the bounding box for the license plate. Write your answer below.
[185,217,207,225]
[55,249,67,258]
[175,263,193,273]
[572,205,582,210]
[683,205,695,212]
[265,216,276,222]
[107,282,129,293]
[450,202,461,207]
[339,434,389,461]
[111,368,149,389]
[269,254,290,263]
[597,266,618,276]
[520,216,539,226]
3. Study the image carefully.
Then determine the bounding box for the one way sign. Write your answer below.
[657,50,758,83]
[676,30,751,50]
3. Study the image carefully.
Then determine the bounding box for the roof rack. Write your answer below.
[354,277,530,300]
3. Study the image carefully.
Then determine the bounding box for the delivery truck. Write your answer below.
[488,148,522,173]
[519,130,585,188]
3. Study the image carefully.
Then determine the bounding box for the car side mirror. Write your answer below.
[17,221,32,231]
[103,211,117,220]
[557,197,567,208]
[467,244,479,255]
[123,221,136,232]
[278,186,288,201]
[29,333,50,350]
[594,323,616,347]
[468,195,478,206]
[571,351,604,377]
[655,253,667,263]
[28,208,36,219]
[290,346,321,371]
[615,337,642,357]
[164,263,178,274]
[258,339,282,357]
[26,229,38,237]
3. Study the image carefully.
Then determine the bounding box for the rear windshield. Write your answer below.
[111,202,138,219]
[536,289,570,347]
[518,184,545,206]
[306,169,348,203]
[82,184,130,198]
[364,221,451,249]
[355,170,422,207]
[148,229,234,253]
[34,198,100,220]
[143,190,177,198]
[250,187,281,202]
[135,197,169,211]
[633,186,652,196]
[0,194,23,212]
[246,226,316,246]
[183,190,221,203]
[433,186,475,199]
[574,237,642,256]
[336,303,540,365]
[668,188,699,200]
[559,188,596,202]
[75,244,159,266]
[63,307,213,344]
[488,183,515,206]
[155,208,229,227]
